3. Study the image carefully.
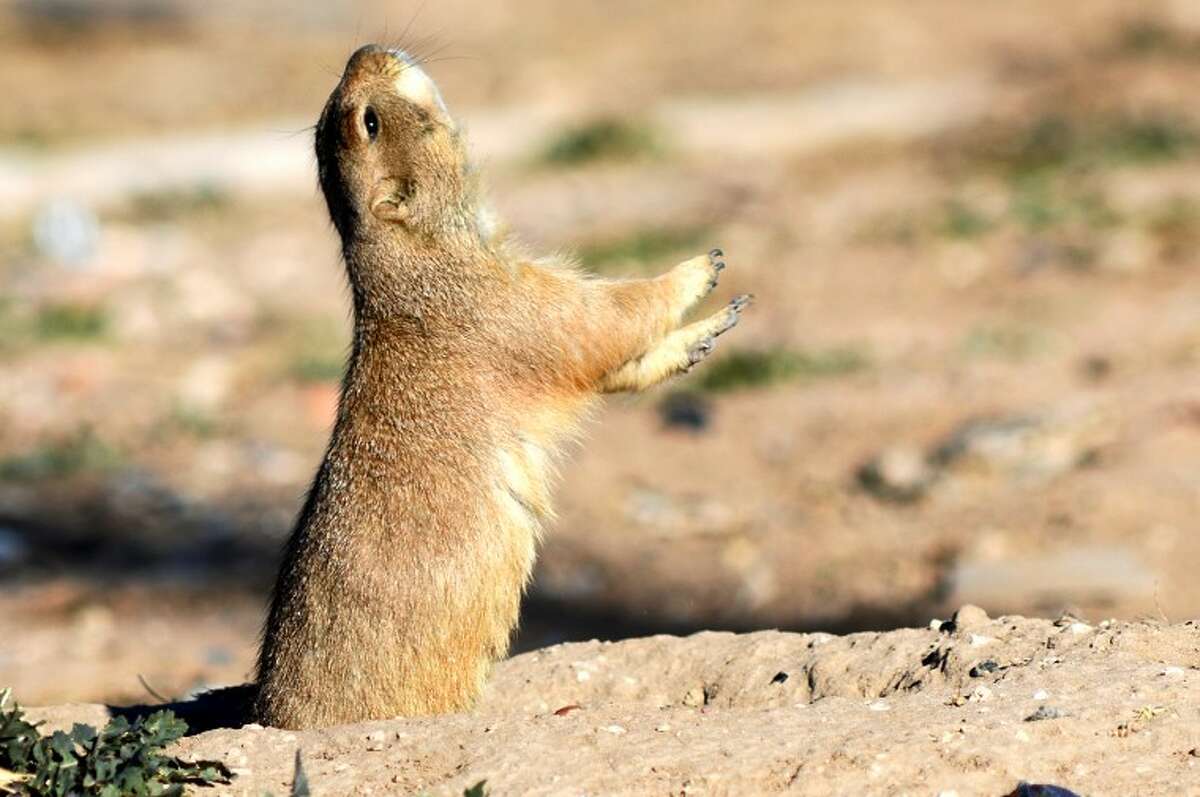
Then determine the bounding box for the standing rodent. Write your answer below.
[254,45,750,729]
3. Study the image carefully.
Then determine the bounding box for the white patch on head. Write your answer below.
[390,50,450,117]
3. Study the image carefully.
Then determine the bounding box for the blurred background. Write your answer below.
[2,0,1199,707]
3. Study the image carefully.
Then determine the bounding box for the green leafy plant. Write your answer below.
[0,689,232,796]
[288,750,310,797]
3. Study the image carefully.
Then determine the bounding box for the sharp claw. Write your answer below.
[713,260,726,272]
[688,336,716,365]
[709,248,724,260]
[730,294,753,311]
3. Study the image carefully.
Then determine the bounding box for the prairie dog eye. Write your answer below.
[363,106,380,141]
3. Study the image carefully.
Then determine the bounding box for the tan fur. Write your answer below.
[254,45,749,729]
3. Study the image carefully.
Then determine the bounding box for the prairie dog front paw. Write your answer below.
[670,248,726,319]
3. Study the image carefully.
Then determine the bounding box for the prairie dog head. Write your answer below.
[315,45,476,247]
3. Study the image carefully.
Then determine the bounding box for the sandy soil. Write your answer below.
[29,608,1200,796]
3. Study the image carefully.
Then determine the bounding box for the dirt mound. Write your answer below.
[29,609,1200,795]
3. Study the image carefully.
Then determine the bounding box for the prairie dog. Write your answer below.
[254,45,749,729]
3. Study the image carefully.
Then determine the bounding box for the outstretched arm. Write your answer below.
[513,248,749,393]
[598,293,750,393]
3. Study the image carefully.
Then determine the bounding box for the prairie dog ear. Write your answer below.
[369,177,412,224]
[389,50,451,120]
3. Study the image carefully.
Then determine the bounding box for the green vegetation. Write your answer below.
[984,114,1197,181]
[961,324,1048,361]
[0,688,231,796]
[1113,17,1200,58]
[34,303,109,342]
[277,316,349,384]
[0,301,24,352]
[692,345,869,393]
[1,129,49,152]
[163,405,219,439]
[578,225,713,273]
[1147,196,1200,262]
[538,117,662,167]
[0,428,121,482]
[0,301,110,351]
[288,354,345,384]
[124,185,230,222]
[937,199,994,240]
[288,751,310,797]
[862,110,1195,260]
[1117,18,1178,55]
[1009,182,1120,234]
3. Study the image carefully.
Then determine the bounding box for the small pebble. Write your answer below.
[1033,689,1049,701]
[970,660,1000,677]
[602,724,626,735]
[868,700,890,712]
[655,723,671,732]
[1162,666,1185,678]
[969,686,993,703]
[953,604,990,631]
[1025,705,1068,722]
[969,634,995,647]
